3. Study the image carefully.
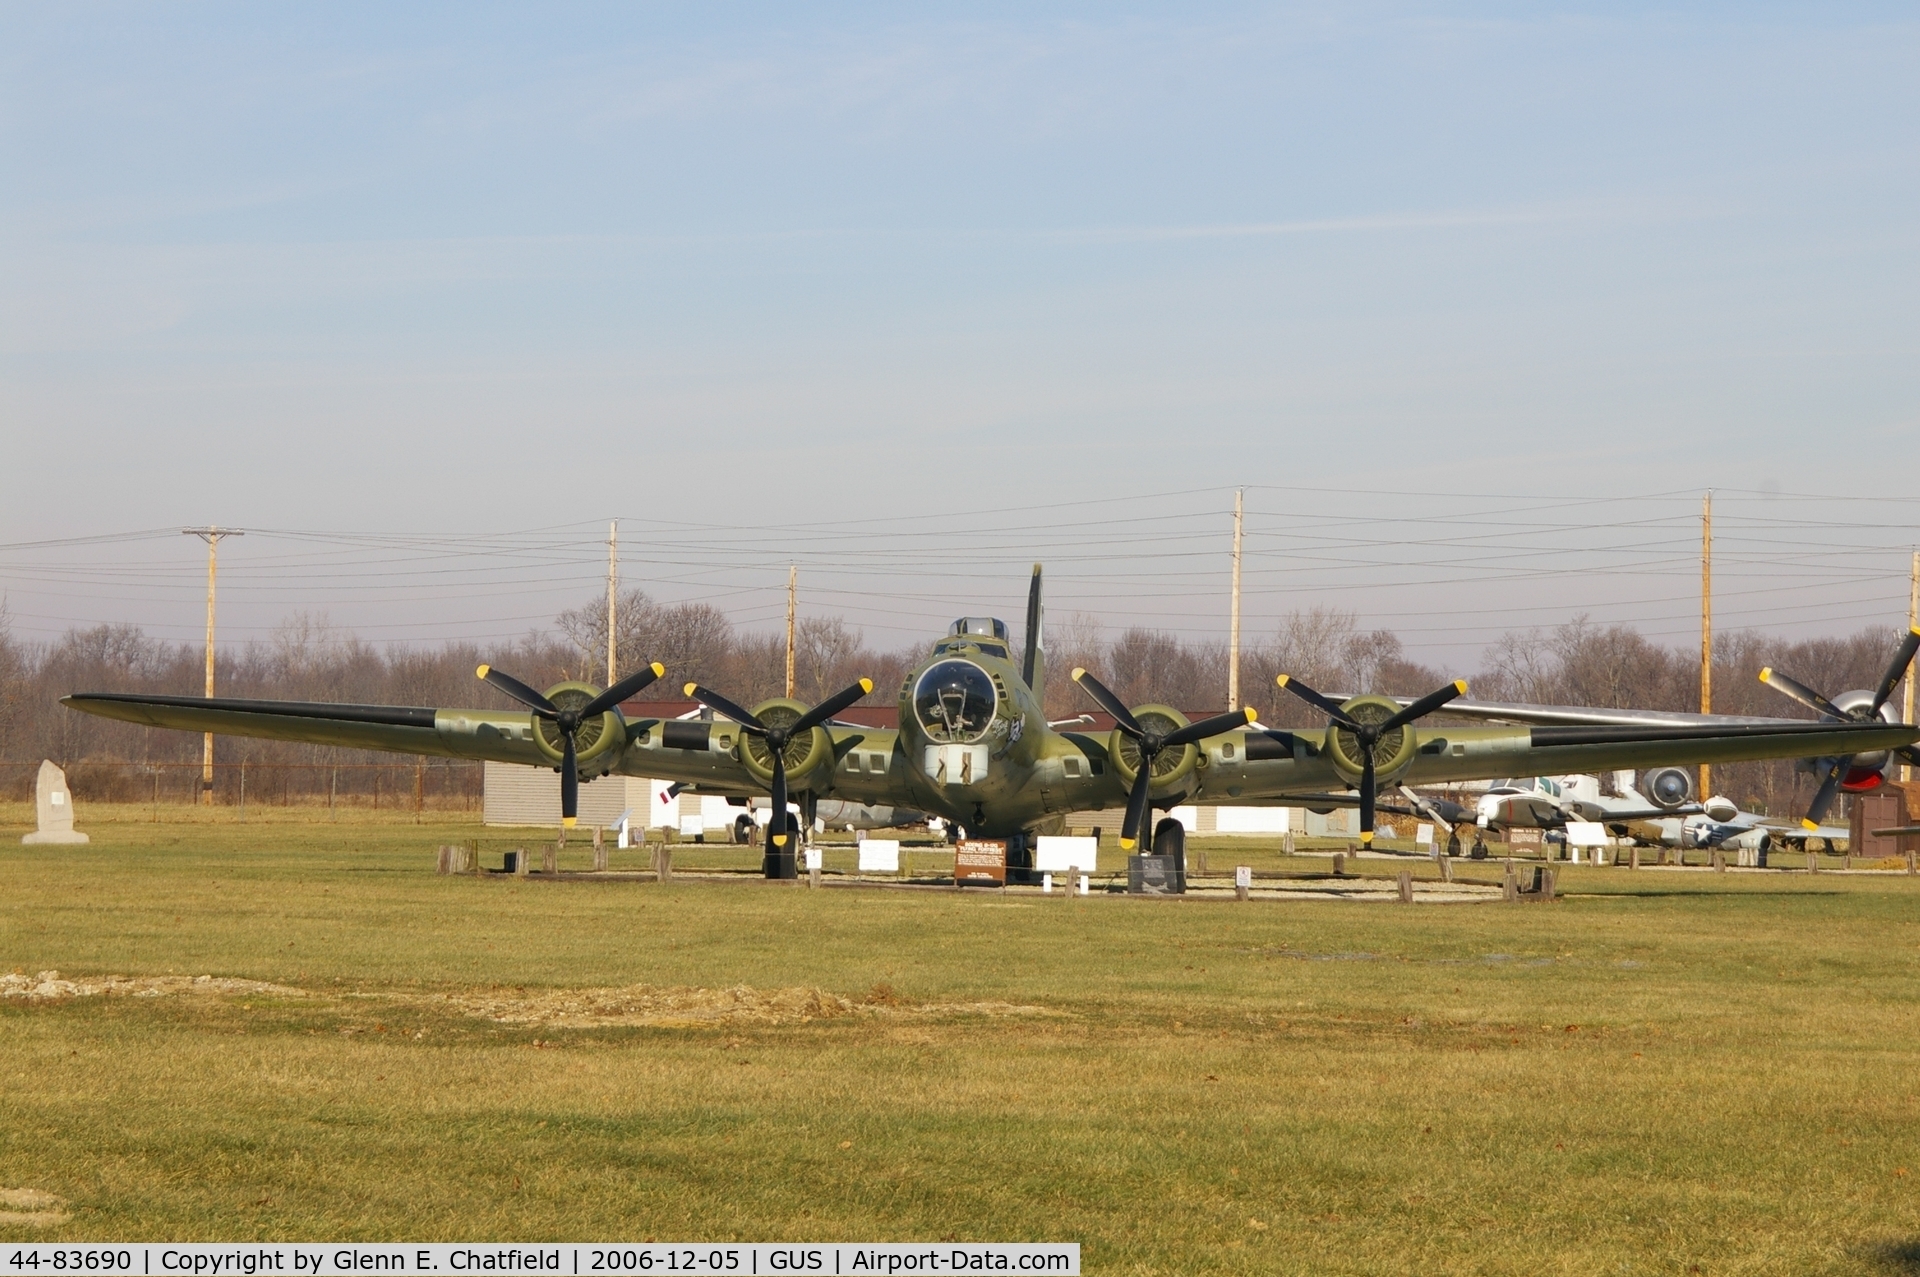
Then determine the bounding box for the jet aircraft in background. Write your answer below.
[63,567,1920,882]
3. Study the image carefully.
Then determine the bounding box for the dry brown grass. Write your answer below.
[3,806,1920,1273]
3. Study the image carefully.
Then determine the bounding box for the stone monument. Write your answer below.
[22,760,89,845]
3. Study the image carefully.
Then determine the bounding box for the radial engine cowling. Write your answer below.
[1108,705,1200,792]
[1321,695,1421,783]
[528,681,627,772]
[737,698,836,791]
[1642,766,1694,810]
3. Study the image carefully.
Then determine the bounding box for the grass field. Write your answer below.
[4,803,1920,1274]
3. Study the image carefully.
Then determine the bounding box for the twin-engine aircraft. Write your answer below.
[64,567,1920,881]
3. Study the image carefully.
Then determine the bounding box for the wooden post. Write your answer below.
[1196,849,1208,878]
[1439,856,1454,883]
[1227,488,1243,712]
[542,843,557,874]
[515,848,530,877]
[1541,868,1557,901]
[1332,852,1345,877]
[1907,548,1919,785]
[436,846,451,874]
[414,761,424,824]
[1629,845,1640,870]
[607,520,619,686]
[785,564,797,698]
[1397,870,1412,903]
[656,844,672,884]
[1907,849,1916,876]
[1502,866,1518,901]
[593,825,607,872]
[1283,830,1296,857]
[1700,490,1713,800]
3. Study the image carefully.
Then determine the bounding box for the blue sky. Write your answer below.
[2,4,1917,661]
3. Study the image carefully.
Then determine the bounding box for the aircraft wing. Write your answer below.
[1205,719,1920,805]
[62,690,893,801]
[1374,695,1801,729]
[1401,721,1919,784]
[63,692,536,761]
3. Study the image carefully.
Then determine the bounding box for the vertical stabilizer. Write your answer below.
[1022,563,1045,702]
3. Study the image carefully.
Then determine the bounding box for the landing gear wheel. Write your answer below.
[1446,829,1461,858]
[1469,836,1488,861]
[1151,816,1188,893]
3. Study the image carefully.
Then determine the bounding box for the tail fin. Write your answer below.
[1022,563,1045,702]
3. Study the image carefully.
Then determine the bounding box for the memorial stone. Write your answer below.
[22,761,89,845]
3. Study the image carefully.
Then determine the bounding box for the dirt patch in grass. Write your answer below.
[1,970,305,1001]
[2,966,1064,1030]
[0,1189,69,1228]
[399,982,1067,1028]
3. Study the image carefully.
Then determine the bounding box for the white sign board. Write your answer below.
[858,839,901,872]
[1214,806,1293,833]
[1034,835,1097,873]
[1565,821,1611,847]
[1415,822,1435,847]
[804,846,823,871]
[1234,865,1252,890]
[679,815,705,839]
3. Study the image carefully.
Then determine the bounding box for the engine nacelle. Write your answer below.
[1702,795,1740,823]
[737,698,836,792]
[1642,766,1694,810]
[1321,695,1420,784]
[1107,705,1199,792]
[528,681,627,772]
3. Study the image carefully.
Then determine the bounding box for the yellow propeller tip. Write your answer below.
[1360,832,1374,844]
[1275,674,1291,687]
[1071,667,1087,681]
[1244,707,1257,723]
[1454,679,1469,694]
[682,682,698,697]
[1801,819,1819,831]
[859,677,873,694]
[772,834,787,847]
[475,664,490,679]
[650,662,665,677]
[561,817,577,828]
[1119,838,1136,851]
[1759,667,1773,682]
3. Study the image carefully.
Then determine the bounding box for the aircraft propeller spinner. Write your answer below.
[1758,626,1920,829]
[1068,668,1256,852]
[681,678,874,854]
[476,661,666,826]
[1274,674,1468,846]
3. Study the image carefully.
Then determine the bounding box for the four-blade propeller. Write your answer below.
[1069,667,1255,851]
[475,660,666,826]
[1273,674,1468,844]
[1759,627,1920,829]
[681,678,874,851]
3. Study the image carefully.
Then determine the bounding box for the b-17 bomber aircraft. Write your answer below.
[63,567,1920,883]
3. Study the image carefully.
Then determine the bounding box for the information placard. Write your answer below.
[954,838,1007,885]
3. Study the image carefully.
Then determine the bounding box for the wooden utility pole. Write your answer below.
[606,519,619,686]
[183,527,241,805]
[1227,489,1243,711]
[1906,550,1918,784]
[785,564,797,698]
[1699,492,1712,799]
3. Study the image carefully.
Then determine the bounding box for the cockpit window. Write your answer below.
[914,659,998,743]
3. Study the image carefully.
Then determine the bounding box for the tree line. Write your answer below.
[0,592,1908,818]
